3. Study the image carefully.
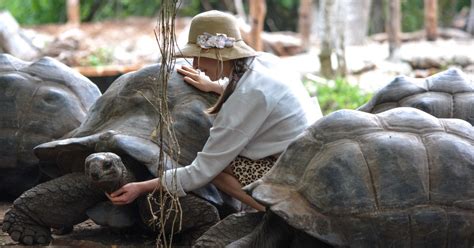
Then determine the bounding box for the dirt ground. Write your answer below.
[23,16,191,69]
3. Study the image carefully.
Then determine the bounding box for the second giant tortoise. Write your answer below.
[0,53,101,199]
[196,107,474,247]
[358,68,474,124]
[2,61,237,245]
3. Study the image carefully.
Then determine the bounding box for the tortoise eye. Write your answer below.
[44,88,66,102]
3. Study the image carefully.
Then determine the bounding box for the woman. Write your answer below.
[108,10,320,211]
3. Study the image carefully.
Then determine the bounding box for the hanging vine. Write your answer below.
[147,0,182,247]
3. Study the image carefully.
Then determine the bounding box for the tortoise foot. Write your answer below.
[2,208,51,245]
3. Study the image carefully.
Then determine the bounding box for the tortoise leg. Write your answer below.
[139,193,220,246]
[193,211,264,248]
[2,173,105,245]
[174,194,221,245]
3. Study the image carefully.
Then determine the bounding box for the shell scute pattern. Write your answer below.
[248,107,474,246]
[359,68,474,125]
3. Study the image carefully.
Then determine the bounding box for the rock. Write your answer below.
[0,11,40,60]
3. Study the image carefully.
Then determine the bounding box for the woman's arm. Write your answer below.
[162,89,274,196]
[107,178,161,205]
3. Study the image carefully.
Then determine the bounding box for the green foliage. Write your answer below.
[0,0,163,25]
[178,0,300,31]
[439,0,472,27]
[401,0,424,32]
[1,0,471,32]
[0,0,300,27]
[265,0,299,31]
[80,0,161,22]
[304,77,373,115]
[178,0,201,17]
[81,47,113,66]
[0,0,66,25]
[400,0,471,32]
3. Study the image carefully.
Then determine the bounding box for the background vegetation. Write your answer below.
[0,0,469,113]
[304,77,372,115]
[0,0,471,32]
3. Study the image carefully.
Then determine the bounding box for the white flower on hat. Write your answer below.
[197,32,235,49]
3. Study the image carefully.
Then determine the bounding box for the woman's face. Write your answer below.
[193,57,220,81]
[193,57,234,81]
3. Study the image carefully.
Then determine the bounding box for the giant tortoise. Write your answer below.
[0,53,101,199]
[2,61,236,245]
[358,68,474,124]
[196,107,474,247]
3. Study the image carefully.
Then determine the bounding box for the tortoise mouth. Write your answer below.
[89,171,122,182]
[89,177,124,193]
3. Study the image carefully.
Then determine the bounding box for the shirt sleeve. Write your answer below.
[161,89,273,196]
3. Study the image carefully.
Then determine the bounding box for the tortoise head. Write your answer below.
[84,152,132,193]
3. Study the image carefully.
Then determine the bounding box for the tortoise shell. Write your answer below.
[248,107,474,247]
[358,68,474,125]
[0,53,100,198]
[35,60,217,174]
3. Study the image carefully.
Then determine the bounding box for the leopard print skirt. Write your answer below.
[230,155,278,187]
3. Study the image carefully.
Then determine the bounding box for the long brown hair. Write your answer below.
[207,57,253,114]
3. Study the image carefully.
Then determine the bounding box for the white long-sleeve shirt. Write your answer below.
[162,53,321,196]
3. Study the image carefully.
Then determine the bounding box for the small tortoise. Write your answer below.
[358,68,474,124]
[2,61,235,245]
[0,53,101,199]
[196,107,474,247]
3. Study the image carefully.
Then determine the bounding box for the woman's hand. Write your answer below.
[106,178,162,205]
[177,66,224,94]
[106,183,142,205]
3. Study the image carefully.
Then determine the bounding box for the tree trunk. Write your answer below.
[67,0,80,26]
[343,0,372,45]
[386,0,401,58]
[319,0,336,78]
[424,0,438,41]
[249,0,266,51]
[467,0,474,35]
[298,0,313,51]
[311,0,319,40]
[318,0,347,78]
[335,0,347,76]
[369,0,385,34]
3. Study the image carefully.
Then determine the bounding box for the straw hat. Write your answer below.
[175,10,257,61]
